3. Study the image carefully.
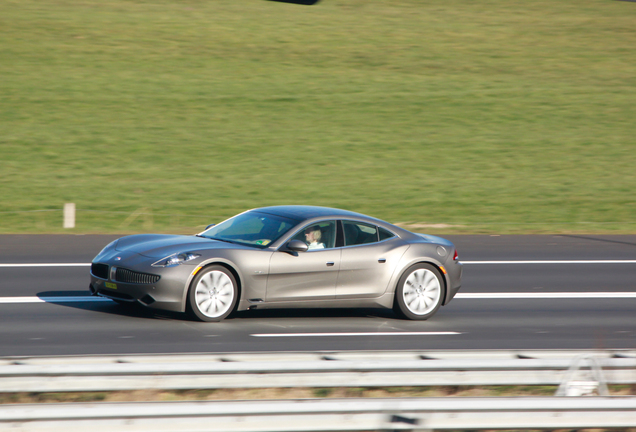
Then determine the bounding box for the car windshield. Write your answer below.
[199,211,298,249]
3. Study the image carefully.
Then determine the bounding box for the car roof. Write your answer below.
[254,205,377,222]
[251,205,420,244]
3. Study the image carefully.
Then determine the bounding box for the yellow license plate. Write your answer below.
[105,282,117,290]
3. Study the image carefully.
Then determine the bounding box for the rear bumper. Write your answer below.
[443,259,462,305]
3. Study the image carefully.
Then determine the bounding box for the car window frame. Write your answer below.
[276,218,400,251]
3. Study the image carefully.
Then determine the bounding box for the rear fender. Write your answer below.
[391,246,452,305]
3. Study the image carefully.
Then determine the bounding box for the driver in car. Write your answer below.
[305,226,325,250]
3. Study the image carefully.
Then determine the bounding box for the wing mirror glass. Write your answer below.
[287,239,308,252]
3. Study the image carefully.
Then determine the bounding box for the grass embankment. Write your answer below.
[1,0,634,234]
[2,385,635,404]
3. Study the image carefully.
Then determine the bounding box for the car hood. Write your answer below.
[114,234,235,258]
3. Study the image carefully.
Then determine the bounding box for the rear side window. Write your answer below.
[342,221,379,246]
[379,227,396,241]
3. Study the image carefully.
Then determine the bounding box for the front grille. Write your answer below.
[115,267,160,285]
[91,263,109,279]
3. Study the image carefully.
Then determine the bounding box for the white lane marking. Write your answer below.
[0,263,90,267]
[2,292,636,305]
[1,260,636,268]
[456,292,636,299]
[0,297,112,304]
[252,332,460,337]
[461,260,636,264]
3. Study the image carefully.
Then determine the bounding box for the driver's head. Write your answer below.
[304,226,321,243]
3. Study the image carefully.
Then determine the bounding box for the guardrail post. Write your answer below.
[63,203,75,229]
[555,354,609,396]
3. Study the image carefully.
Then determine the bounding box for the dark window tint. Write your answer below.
[342,221,379,246]
[379,227,396,241]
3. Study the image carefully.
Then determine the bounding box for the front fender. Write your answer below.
[179,249,272,312]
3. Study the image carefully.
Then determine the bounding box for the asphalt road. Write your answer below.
[0,234,635,357]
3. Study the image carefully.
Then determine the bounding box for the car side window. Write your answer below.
[290,221,337,250]
[342,221,379,246]
[379,227,396,241]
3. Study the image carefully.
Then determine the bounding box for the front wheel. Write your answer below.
[394,263,445,320]
[187,265,238,322]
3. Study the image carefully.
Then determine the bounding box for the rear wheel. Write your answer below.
[394,263,445,320]
[187,265,238,322]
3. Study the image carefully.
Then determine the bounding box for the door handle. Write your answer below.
[326,262,335,267]
[378,258,386,263]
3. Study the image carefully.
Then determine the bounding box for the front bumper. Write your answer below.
[89,260,196,313]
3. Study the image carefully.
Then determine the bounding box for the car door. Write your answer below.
[336,220,409,298]
[266,220,340,301]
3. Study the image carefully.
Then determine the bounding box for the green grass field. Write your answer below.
[1,0,635,234]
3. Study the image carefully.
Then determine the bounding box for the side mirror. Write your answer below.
[286,239,308,252]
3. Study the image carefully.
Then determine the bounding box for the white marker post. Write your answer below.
[63,203,75,229]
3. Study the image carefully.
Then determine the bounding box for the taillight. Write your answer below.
[453,249,458,260]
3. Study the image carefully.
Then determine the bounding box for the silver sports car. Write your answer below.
[90,206,462,321]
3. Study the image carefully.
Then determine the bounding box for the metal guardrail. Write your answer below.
[1,350,635,392]
[1,351,635,430]
[1,397,636,431]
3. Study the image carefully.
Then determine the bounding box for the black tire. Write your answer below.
[187,265,238,322]
[394,263,445,320]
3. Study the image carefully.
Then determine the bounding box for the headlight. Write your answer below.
[152,252,201,267]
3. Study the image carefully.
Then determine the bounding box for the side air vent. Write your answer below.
[91,263,109,279]
[115,268,160,284]
[139,294,156,305]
